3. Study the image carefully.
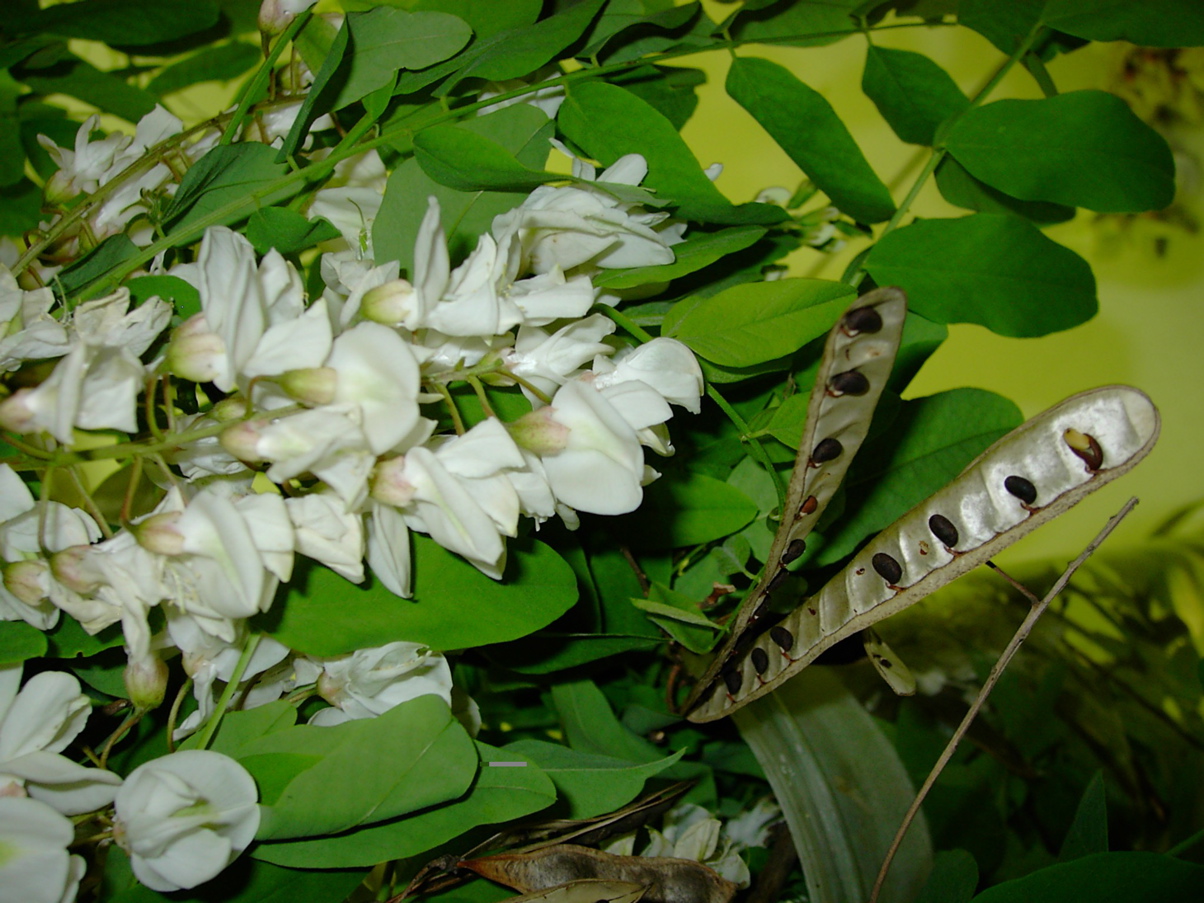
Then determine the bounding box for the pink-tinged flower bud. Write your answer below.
[369,456,416,507]
[277,367,338,406]
[124,655,169,710]
[219,420,268,463]
[3,559,49,605]
[361,279,417,326]
[0,389,35,434]
[132,512,186,557]
[316,668,344,707]
[507,408,570,456]
[50,545,103,594]
[165,315,225,383]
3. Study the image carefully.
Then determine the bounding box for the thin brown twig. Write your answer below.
[868,497,1139,903]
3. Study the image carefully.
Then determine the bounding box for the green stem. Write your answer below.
[193,633,261,751]
[221,12,313,146]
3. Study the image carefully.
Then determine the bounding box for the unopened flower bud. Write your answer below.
[277,367,338,406]
[132,512,186,556]
[0,389,36,434]
[370,456,416,507]
[209,396,250,423]
[124,655,169,710]
[316,668,345,707]
[361,279,417,327]
[219,420,268,463]
[3,559,49,605]
[50,545,104,594]
[507,408,570,456]
[259,0,317,35]
[166,314,225,383]
[43,170,79,205]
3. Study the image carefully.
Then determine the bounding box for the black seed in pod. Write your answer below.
[828,369,870,397]
[769,625,795,652]
[928,514,959,548]
[767,567,790,594]
[782,538,807,564]
[872,552,903,585]
[842,306,883,336]
[722,667,743,695]
[750,646,770,675]
[1064,428,1104,471]
[1004,475,1038,506]
[810,437,843,465]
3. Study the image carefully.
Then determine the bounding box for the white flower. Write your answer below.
[311,641,453,727]
[504,313,616,401]
[534,380,646,515]
[286,491,365,582]
[0,665,122,815]
[308,150,387,257]
[0,270,69,371]
[113,749,260,892]
[325,322,422,455]
[0,797,86,903]
[591,337,704,413]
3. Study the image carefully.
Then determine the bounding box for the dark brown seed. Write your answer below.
[783,538,807,564]
[1064,428,1104,471]
[750,646,769,675]
[810,437,843,465]
[767,568,790,593]
[722,667,743,695]
[928,513,959,548]
[878,656,893,669]
[769,625,795,652]
[828,369,870,397]
[1004,475,1038,505]
[842,306,883,336]
[800,495,818,515]
[872,552,903,585]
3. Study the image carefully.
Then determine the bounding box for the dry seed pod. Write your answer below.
[502,879,647,903]
[688,385,1159,721]
[861,627,916,696]
[686,287,906,712]
[460,844,738,903]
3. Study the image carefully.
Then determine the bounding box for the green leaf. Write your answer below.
[253,742,555,867]
[862,46,968,146]
[19,55,158,123]
[334,8,472,110]
[279,17,350,160]
[666,278,855,366]
[10,0,220,46]
[373,103,554,273]
[934,157,1075,225]
[970,852,1204,903]
[202,700,298,757]
[727,56,895,223]
[148,41,260,96]
[101,843,366,903]
[579,0,701,60]
[914,850,979,903]
[504,738,685,819]
[1059,771,1109,861]
[241,695,477,840]
[414,123,560,192]
[0,72,25,187]
[613,64,705,132]
[735,668,933,903]
[814,389,1024,566]
[412,0,542,39]
[262,537,577,656]
[0,621,48,665]
[125,275,202,319]
[611,471,758,549]
[864,214,1097,337]
[728,0,862,47]
[593,225,766,289]
[633,582,723,654]
[487,634,663,674]
[958,0,1044,55]
[551,680,663,764]
[0,179,44,237]
[164,143,299,236]
[944,92,1176,213]
[44,616,124,659]
[246,208,341,256]
[56,235,139,299]
[557,80,787,226]
[1042,0,1204,48]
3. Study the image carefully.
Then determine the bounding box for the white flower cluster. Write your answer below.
[0,664,258,896]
